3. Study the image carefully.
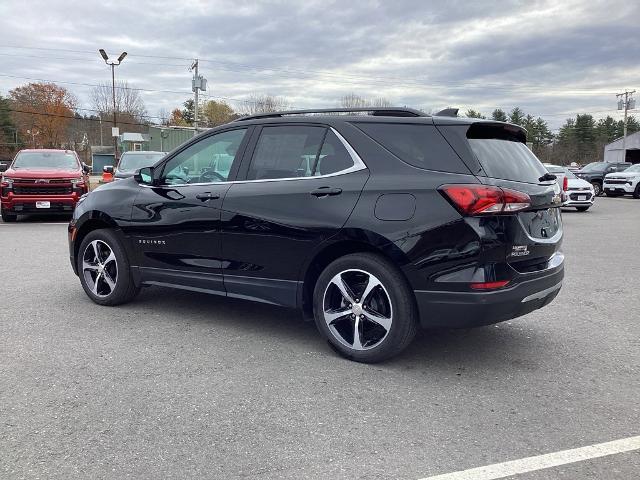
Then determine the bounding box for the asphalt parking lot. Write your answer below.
[1,198,638,479]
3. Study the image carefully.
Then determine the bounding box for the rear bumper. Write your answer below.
[414,260,564,329]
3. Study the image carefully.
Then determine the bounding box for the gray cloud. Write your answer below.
[0,0,637,129]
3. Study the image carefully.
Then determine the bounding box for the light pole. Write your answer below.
[99,49,127,164]
[616,90,636,163]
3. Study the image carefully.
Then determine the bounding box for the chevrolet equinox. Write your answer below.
[69,108,565,362]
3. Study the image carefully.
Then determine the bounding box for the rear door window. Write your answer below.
[247,126,327,180]
[466,124,548,184]
[354,123,469,173]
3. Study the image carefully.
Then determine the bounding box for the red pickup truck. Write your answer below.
[0,149,90,222]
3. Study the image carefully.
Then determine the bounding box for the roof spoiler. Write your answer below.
[436,108,459,117]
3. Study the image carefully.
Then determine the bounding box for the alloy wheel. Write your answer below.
[322,269,393,351]
[592,182,601,196]
[82,240,118,297]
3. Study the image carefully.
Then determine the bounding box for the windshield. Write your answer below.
[623,164,640,173]
[580,162,607,172]
[12,151,79,170]
[118,153,165,172]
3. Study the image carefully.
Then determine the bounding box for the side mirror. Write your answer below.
[134,166,155,185]
[103,165,114,174]
[0,163,8,173]
[82,163,91,174]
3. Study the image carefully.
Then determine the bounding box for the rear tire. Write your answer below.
[576,206,590,212]
[1,210,17,222]
[312,252,418,363]
[633,184,640,199]
[77,229,140,306]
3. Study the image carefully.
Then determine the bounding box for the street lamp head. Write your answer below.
[117,51,127,63]
[99,49,109,62]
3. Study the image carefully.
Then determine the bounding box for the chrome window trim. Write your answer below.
[143,127,367,188]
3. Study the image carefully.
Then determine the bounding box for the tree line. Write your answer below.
[1,82,636,167]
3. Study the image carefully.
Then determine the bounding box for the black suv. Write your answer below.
[69,108,564,362]
[575,161,631,196]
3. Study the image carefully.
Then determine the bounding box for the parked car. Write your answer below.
[574,162,631,196]
[545,164,594,211]
[1,149,90,222]
[69,108,565,363]
[114,151,166,180]
[603,163,640,198]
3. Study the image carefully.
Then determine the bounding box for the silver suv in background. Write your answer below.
[114,151,166,180]
[545,164,595,212]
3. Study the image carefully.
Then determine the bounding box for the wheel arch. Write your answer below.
[298,236,411,320]
[72,211,120,272]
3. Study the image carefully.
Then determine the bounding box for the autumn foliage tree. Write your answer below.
[10,82,77,148]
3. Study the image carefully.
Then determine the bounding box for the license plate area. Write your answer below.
[35,201,50,209]
[577,195,587,201]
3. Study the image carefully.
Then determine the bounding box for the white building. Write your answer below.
[604,131,640,163]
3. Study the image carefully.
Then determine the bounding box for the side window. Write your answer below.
[161,128,247,185]
[314,130,355,175]
[247,126,326,180]
[355,123,469,173]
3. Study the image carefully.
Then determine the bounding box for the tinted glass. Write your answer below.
[247,126,325,180]
[12,151,79,170]
[624,164,640,173]
[468,138,548,183]
[355,123,469,173]
[161,129,247,185]
[314,130,354,175]
[581,162,607,172]
[118,153,165,172]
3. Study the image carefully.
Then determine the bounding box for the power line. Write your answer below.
[0,44,621,96]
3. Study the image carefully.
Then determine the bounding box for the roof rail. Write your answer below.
[234,107,428,122]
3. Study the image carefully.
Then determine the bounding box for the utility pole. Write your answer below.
[99,49,127,164]
[616,90,636,163]
[190,59,207,133]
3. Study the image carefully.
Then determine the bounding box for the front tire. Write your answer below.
[633,184,640,199]
[77,229,140,306]
[312,253,418,363]
[592,182,602,196]
[1,210,17,222]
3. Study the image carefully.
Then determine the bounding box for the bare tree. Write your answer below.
[239,94,289,116]
[340,94,392,109]
[91,80,147,121]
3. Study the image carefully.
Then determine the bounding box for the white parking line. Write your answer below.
[418,435,640,480]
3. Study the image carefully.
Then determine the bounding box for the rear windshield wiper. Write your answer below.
[539,172,557,182]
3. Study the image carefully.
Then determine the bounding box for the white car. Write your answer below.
[545,164,595,211]
[603,163,640,198]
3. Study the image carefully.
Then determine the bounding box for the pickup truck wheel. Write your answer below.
[591,182,602,196]
[633,184,640,199]
[1,210,17,222]
[78,229,140,306]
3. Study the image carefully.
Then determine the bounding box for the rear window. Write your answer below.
[467,124,548,183]
[355,123,469,173]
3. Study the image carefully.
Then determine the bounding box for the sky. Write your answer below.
[0,0,638,130]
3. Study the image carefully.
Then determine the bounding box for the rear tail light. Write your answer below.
[439,184,531,216]
[562,176,568,191]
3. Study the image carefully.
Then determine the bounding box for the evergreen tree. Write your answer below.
[491,108,508,122]
[508,107,525,126]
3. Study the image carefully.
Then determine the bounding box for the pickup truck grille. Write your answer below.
[13,185,73,195]
[604,180,628,185]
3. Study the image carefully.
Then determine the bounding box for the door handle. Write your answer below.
[310,187,342,197]
[195,192,221,201]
